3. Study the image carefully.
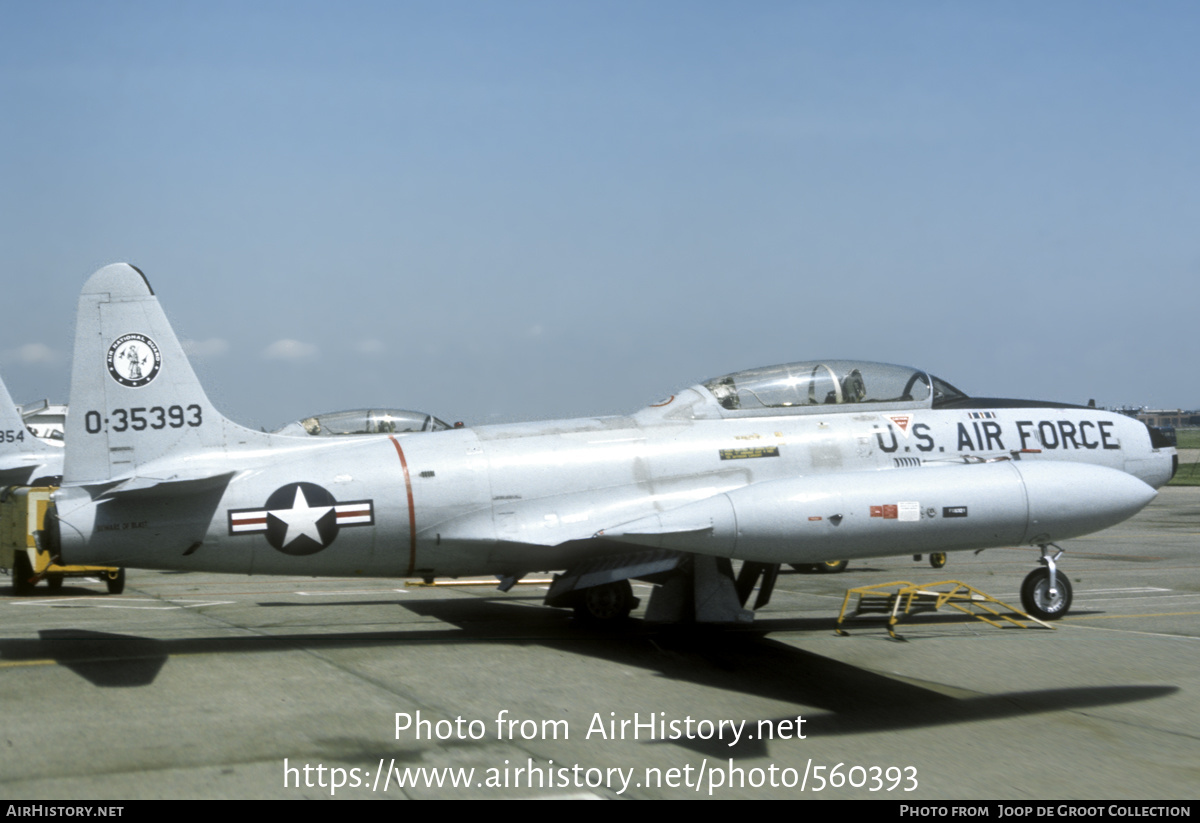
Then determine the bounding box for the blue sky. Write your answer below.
[2,2,1197,428]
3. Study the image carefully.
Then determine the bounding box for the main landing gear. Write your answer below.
[1020,544,1072,621]
[912,553,948,569]
[573,579,637,624]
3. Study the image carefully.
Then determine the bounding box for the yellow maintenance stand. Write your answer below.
[1,486,124,595]
[836,579,1052,640]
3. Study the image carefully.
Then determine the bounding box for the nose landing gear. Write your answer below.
[1020,544,1072,621]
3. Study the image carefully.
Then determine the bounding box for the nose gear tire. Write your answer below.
[1020,568,1072,620]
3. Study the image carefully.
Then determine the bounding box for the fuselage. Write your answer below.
[53,368,1173,579]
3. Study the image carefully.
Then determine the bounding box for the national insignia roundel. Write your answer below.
[227,482,375,556]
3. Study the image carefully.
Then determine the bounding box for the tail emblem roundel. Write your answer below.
[107,334,162,388]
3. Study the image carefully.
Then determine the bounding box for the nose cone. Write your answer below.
[1124,451,1178,489]
[1018,461,1157,543]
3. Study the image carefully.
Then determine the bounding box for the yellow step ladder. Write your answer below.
[836,579,1052,640]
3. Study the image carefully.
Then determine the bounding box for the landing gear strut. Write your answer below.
[1020,544,1072,620]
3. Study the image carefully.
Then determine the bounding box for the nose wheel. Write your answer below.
[1020,544,1072,620]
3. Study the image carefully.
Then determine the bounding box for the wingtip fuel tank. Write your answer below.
[597,461,1156,564]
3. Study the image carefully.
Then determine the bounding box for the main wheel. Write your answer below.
[106,568,126,595]
[789,564,818,573]
[12,552,35,595]
[1020,568,1072,620]
[46,574,64,592]
[574,580,634,623]
[929,552,947,569]
[816,559,849,574]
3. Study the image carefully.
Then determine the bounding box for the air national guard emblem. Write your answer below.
[107,333,162,388]
[228,482,375,556]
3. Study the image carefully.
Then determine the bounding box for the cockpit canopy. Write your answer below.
[699,360,966,416]
[275,409,452,437]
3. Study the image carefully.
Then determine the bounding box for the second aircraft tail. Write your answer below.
[0,367,63,485]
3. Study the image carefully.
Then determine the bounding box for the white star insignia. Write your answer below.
[271,485,333,547]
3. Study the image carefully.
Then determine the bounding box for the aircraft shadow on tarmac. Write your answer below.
[0,596,1176,753]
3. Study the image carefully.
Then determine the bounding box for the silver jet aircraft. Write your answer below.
[47,264,1176,624]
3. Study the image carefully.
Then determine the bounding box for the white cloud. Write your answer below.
[263,339,318,361]
[356,339,385,355]
[2,343,57,366]
[182,338,230,359]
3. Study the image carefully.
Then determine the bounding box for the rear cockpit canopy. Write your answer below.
[275,409,452,437]
[698,360,966,417]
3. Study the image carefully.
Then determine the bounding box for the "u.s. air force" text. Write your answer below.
[874,420,1120,454]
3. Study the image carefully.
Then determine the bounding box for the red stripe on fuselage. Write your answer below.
[389,436,418,575]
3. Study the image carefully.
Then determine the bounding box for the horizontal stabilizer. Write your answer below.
[87,469,237,499]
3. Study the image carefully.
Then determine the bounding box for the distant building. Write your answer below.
[1136,410,1200,428]
[1102,406,1199,429]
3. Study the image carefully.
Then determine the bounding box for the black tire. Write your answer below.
[573,580,634,623]
[106,567,126,595]
[1020,568,1072,620]
[46,574,64,592]
[929,552,947,569]
[12,552,36,595]
[789,564,818,573]
[816,559,849,574]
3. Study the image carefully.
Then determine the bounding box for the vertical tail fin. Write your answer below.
[0,366,36,438]
[64,263,272,484]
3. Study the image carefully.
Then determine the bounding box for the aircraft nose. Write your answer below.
[1123,450,1178,489]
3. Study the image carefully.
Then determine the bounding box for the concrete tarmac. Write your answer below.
[2,488,1198,800]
